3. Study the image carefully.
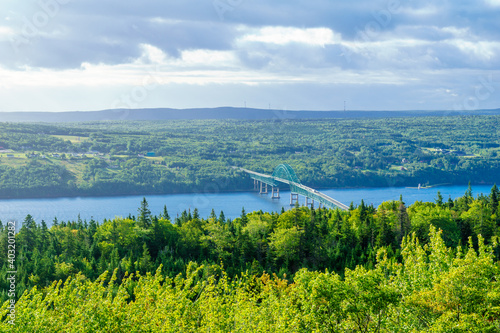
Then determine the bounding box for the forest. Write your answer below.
[1,185,500,331]
[0,115,499,198]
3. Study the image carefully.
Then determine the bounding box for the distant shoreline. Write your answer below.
[1,107,500,123]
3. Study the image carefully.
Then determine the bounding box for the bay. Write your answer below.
[0,184,494,230]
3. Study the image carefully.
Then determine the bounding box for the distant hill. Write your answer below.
[1,107,500,122]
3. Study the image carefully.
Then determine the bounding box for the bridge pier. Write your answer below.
[240,165,348,211]
[271,186,280,199]
[305,196,314,208]
[260,182,268,194]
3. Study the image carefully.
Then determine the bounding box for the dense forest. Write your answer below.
[0,115,499,198]
[1,185,500,331]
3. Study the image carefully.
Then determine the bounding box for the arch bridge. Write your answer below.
[234,164,349,210]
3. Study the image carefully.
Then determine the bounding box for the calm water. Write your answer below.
[0,185,494,230]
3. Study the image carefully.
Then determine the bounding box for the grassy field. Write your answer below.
[50,135,90,143]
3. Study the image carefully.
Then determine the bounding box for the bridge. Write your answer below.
[234,164,349,211]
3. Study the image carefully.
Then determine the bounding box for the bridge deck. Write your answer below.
[235,167,349,211]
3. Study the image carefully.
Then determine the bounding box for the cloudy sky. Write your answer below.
[0,0,499,112]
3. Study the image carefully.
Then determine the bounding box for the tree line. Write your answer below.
[1,115,500,198]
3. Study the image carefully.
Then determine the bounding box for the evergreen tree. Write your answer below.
[150,216,163,257]
[465,181,473,199]
[396,196,410,244]
[162,205,170,220]
[88,218,98,243]
[77,214,83,228]
[138,197,152,228]
[464,181,473,209]
[19,214,37,253]
[359,199,367,221]
[447,195,454,209]
[490,184,499,212]
[435,191,444,207]
[177,211,188,227]
[39,220,49,252]
[209,209,217,222]
[219,210,226,223]
[109,247,120,271]
[138,243,153,274]
[240,207,248,225]
[193,208,200,220]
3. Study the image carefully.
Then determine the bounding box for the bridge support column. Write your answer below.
[260,182,268,194]
[253,179,258,191]
[290,193,299,206]
[305,197,314,208]
[271,187,280,199]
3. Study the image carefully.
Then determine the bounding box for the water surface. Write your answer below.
[0,185,493,229]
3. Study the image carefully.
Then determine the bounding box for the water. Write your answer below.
[0,185,494,229]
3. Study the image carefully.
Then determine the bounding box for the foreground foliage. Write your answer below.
[2,228,500,332]
[1,185,500,302]
[1,187,500,330]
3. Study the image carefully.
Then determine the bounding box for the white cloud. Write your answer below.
[1,1,500,111]
[399,5,440,17]
[239,26,341,47]
[447,40,500,61]
[178,49,238,68]
[137,44,168,64]
[485,0,500,7]
[149,17,185,25]
[0,25,14,41]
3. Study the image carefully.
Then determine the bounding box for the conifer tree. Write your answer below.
[219,210,226,223]
[193,208,200,220]
[210,209,217,221]
[435,191,444,207]
[162,205,170,220]
[240,207,248,225]
[20,214,37,253]
[138,197,152,228]
[396,196,410,244]
[490,184,499,211]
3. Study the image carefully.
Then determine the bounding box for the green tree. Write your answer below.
[137,197,151,228]
[396,197,410,244]
[162,204,170,220]
[490,184,499,212]
[269,226,302,267]
[435,191,444,207]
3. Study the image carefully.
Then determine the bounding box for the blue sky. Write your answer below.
[0,0,499,112]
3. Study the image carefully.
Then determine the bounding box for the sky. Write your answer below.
[0,0,499,112]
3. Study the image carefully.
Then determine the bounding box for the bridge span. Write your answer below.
[234,164,349,211]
